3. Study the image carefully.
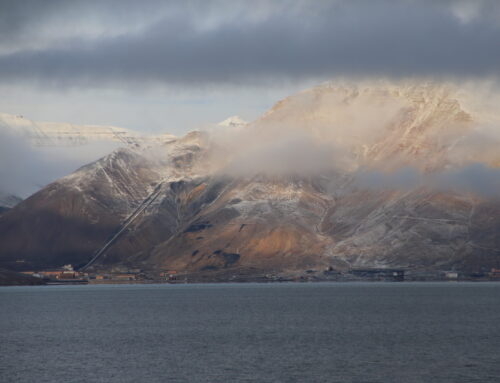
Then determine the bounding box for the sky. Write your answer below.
[2,0,500,198]
[1,0,500,134]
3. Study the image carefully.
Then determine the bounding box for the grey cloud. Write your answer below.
[1,1,500,87]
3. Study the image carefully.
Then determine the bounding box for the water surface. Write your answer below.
[1,282,499,382]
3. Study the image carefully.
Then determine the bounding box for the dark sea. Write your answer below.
[1,282,499,383]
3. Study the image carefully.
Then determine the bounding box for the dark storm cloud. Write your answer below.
[0,0,155,38]
[1,0,500,86]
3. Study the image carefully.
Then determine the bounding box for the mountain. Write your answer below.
[216,116,248,129]
[0,113,176,148]
[1,81,499,278]
[0,148,163,270]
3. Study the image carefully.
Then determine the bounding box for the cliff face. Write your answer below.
[1,81,499,275]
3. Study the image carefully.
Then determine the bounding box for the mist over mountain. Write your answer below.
[1,80,499,277]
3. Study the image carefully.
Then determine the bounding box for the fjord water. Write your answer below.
[1,283,499,383]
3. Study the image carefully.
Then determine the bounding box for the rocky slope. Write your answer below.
[1,81,499,276]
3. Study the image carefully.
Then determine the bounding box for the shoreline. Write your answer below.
[2,278,500,287]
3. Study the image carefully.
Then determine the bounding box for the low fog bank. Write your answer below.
[210,121,500,197]
[0,129,120,197]
[354,164,500,198]
[202,79,500,197]
[209,132,349,177]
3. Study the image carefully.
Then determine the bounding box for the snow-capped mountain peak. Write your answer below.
[217,116,248,129]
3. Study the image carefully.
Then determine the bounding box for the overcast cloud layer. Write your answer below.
[1,0,500,87]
